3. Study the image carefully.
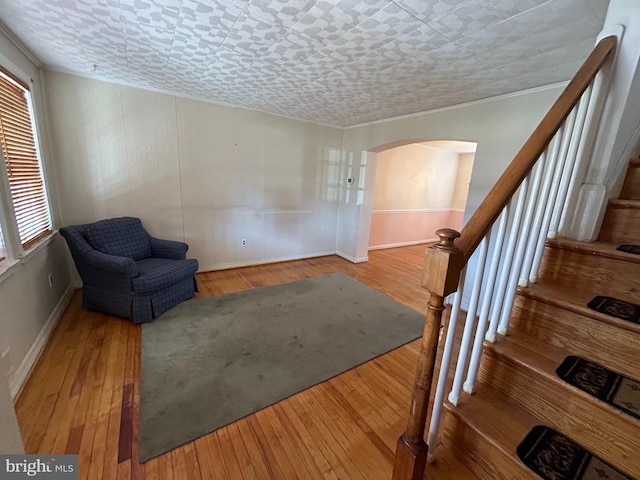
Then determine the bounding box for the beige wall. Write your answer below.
[0,355,22,453]
[0,236,71,383]
[45,71,344,272]
[369,144,473,249]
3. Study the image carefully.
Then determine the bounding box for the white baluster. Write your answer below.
[426,266,467,463]
[486,175,530,342]
[560,61,613,237]
[447,238,488,406]
[549,90,593,238]
[463,215,507,394]
[529,110,579,283]
[558,84,596,236]
[460,207,509,394]
[497,155,547,335]
[520,134,561,286]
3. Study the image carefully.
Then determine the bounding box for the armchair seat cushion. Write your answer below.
[86,217,152,260]
[133,257,199,294]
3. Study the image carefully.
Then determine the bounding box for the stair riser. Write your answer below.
[510,295,640,379]
[599,206,640,244]
[620,166,640,200]
[537,247,637,298]
[440,407,537,480]
[478,350,640,477]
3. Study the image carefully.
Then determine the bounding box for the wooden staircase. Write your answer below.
[436,158,640,479]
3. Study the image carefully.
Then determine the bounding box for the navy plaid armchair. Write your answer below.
[60,217,198,324]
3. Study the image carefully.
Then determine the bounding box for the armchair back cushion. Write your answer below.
[86,217,152,260]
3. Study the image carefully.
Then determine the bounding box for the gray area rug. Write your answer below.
[140,272,424,462]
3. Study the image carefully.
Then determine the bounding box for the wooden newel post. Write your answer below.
[392,228,463,480]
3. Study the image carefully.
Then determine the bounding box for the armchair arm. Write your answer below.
[83,250,139,277]
[149,236,188,260]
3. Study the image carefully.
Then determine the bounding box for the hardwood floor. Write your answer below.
[14,245,478,480]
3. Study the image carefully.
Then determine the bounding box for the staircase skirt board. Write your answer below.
[556,356,640,421]
[518,426,632,480]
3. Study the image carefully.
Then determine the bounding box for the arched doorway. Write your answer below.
[368,140,476,251]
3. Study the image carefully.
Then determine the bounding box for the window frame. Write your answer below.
[0,59,55,278]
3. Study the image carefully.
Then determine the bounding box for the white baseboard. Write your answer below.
[10,284,75,399]
[335,251,369,263]
[198,250,336,273]
[368,238,438,251]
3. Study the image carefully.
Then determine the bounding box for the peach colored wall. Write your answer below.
[369,209,463,249]
[369,144,472,249]
[448,209,465,229]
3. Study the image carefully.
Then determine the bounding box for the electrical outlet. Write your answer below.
[241,239,247,246]
[48,273,53,288]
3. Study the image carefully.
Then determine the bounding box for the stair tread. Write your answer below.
[491,334,568,372]
[488,335,640,422]
[425,436,481,479]
[546,237,640,264]
[608,198,640,208]
[519,282,640,335]
[444,383,539,473]
[482,336,640,476]
[511,292,640,380]
[598,204,640,243]
[504,314,640,380]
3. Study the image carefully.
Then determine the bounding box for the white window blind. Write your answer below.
[0,67,50,248]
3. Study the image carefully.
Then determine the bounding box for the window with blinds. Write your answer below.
[0,67,50,248]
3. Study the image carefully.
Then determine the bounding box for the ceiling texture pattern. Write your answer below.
[0,0,609,127]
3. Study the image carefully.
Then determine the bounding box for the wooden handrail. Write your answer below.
[393,35,617,480]
[457,35,616,264]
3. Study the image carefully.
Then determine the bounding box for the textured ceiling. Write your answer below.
[0,0,609,127]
